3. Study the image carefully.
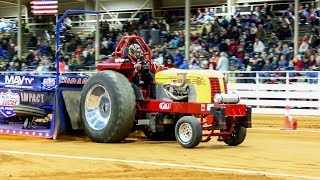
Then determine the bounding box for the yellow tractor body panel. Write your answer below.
[155,69,227,103]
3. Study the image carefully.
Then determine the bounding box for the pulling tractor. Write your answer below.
[84,35,252,148]
[0,10,251,148]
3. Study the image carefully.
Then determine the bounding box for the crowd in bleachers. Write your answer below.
[0,2,319,81]
[162,3,319,73]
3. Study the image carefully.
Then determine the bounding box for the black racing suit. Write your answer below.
[129,56,156,99]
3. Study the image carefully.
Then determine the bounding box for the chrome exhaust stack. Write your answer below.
[163,73,188,101]
[163,73,187,88]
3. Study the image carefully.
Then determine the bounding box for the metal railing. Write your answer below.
[223,70,320,115]
[223,70,319,84]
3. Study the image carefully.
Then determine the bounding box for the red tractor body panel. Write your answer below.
[138,100,247,117]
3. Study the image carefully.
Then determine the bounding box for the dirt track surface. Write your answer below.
[0,115,319,180]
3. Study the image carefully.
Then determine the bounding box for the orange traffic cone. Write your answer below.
[281,106,293,130]
[283,115,292,129]
[291,116,298,130]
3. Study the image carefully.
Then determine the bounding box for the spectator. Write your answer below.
[256,24,266,40]
[216,52,229,71]
[178,59,190,69]
[219,39,228,52]
[173,50,184,67]
[203,8,215,22]
[298,36,310,54]
[207,55,217,70]
[293,55,304,71]
[253,38,265,54]
[165,59,174,68]
[278,55,289,70]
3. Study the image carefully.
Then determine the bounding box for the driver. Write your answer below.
[127,43,156,99]
[127,44,142,64]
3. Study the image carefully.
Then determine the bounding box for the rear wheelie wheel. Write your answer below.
[13,105,47,118]
[80,70,136,143]
[224,125,247,146]
[175,116,202,148]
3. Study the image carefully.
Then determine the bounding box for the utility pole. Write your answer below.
[18,0,22,60]
[95,0,100,66]
[185,0,191,61]
[294,0,299,57]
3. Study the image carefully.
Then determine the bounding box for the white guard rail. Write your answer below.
[223,71,320,116]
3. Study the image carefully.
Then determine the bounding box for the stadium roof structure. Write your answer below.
[0,0,86,7]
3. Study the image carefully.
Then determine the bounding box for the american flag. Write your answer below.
[31,0,58,15]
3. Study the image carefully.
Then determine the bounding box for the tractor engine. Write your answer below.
[155,69,228,103]
[165,85,188,99]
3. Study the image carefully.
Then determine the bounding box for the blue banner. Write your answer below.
[0,74,89,91]
[0,74,89,119]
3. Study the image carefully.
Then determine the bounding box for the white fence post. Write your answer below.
[286,72,289,104]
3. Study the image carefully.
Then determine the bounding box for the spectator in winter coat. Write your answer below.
[286,60,295,70]
[305,54,316,68]
[268,32,279,47]
[173,50,184,67]
[207,56,217,70]
[178,59,190,69]
[165,59,174,68]
[293,55,303,71]
[278,55,289,70]
[298,36,310,54]
[218,39,229,52]
[261,59,275,82]
[228,39,238,56]
[253,38,265,54]
[262,59,275,71]
[255,24,265,40]
[216,52,229,71]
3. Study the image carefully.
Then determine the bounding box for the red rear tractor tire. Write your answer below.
[80,70,136,143]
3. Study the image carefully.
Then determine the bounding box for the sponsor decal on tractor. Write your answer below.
[20,92,45,104]
[43,77,56,90]
[59,77,88,84]
[159,102,171,110]
[4,75,34,89]
[0,90,20,117]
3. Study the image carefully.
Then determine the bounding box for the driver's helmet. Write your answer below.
[128,43,141,60]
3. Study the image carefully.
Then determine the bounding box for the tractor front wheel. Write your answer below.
[80,70,136,143]
[175,116,202,148]
[224,125,247,146]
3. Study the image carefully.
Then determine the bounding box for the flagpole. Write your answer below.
[95,0,100,66]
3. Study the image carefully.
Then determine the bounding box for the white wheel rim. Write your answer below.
[84,84,112,131]
[178,122,193,143]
